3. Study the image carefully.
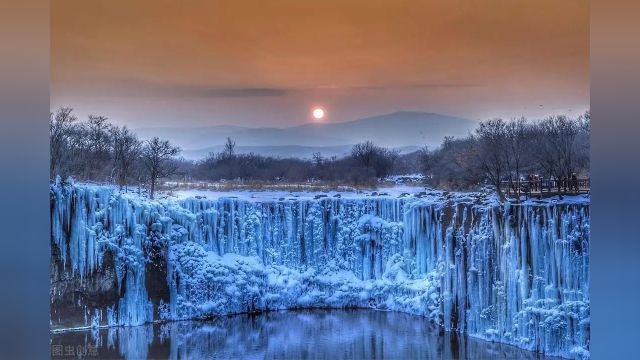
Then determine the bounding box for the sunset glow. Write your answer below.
[312,107,325,120]
[51,0,588,127]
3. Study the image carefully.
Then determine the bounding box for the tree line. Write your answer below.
[50,106,590,198]
[50,107,180,199]
[419,112,590,196]
[49,108,403,190]
[193,138,400,186]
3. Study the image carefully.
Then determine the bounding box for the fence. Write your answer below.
[501,178,590,196]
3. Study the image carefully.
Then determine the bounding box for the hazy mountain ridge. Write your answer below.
[134,111,474,159]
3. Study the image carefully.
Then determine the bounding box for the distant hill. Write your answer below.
[135,111,474,160]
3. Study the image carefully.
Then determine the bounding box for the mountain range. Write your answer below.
[134,111,474,160]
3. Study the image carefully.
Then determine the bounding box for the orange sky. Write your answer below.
[51,0,589,127]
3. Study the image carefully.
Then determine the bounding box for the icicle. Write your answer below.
[51,183,590,359]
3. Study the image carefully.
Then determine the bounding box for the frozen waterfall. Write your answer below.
[50,183,590,359]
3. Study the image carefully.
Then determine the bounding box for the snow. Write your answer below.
[51,182,590,359]
[382,173,426,184]
[168,184,432,202]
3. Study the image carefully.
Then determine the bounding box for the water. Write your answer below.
[51,309,560,359]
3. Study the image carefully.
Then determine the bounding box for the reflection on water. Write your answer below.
[51,309,558,360]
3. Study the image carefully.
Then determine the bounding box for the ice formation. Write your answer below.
[50,183,590,359]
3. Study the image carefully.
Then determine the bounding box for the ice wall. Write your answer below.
[50,183,590,359]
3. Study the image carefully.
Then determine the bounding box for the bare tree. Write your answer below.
[223,137,236,159]
[49,107,78,178]
[312,152,323,167]
[419,136,483,190]
[351,141,377,168]
[142,137,181,199]
[351,141,398,178]
[532,115,580,192]
[418,146,434,177]
[82,115,113,179]
[86,115,112,154]
[476,119,507,198]
[111,126,141,190]
[503,117,531,197]
[575,111,591,176]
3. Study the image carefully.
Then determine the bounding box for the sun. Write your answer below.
[312,107,325,120]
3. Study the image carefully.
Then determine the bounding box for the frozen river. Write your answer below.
[51,309,560,359]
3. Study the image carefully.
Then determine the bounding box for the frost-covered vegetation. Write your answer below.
[51,182,590,359]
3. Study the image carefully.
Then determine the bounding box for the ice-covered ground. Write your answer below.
[50,181,590,359]
[170,184,437,201]
[169,183,589,204]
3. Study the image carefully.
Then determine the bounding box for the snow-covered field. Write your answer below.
[170,183,432,201]
[50,182,590,359]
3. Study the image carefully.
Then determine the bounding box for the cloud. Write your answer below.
[99,78,481,99]
[97,78,292,98]
[157,83,480,98]
[171,86,289,98]
[404,83,480,89]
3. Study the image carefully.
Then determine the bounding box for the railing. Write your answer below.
[501,178,590,196]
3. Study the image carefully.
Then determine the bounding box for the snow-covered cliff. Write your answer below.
[50,183,590,359]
